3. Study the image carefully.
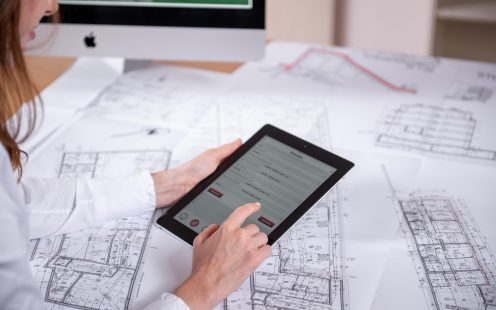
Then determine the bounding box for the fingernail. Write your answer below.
[254,202,261,207]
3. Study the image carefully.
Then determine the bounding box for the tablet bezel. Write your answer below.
[156,124,354,246]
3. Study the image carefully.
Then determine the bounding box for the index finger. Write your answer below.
[224,202,261,228]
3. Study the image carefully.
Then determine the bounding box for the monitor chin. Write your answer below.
[28,0,265,62]
[26,24,265,62]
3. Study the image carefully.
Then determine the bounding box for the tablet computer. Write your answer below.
[156,124,354,246]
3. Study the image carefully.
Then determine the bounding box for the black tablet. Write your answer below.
[156,124,354,246]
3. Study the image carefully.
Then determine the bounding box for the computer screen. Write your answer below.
[61,0,252,9]
[27,0,265,61]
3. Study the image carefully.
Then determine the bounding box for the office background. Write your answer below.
[268,0,496,62]
[21,1,496,309]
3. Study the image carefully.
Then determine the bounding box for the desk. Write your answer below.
[26,56,242,92]
[24,43,496,310]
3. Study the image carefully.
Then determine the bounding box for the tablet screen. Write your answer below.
[173,136,337,235]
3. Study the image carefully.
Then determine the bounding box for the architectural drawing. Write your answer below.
[445,70,496,104]
[396,192,496,310]
[216,96,328,143]
[446,84,494,104]
[92,65,226,127]
[29,150,170,310]
[377,103,496,161]
[223,191,346,310]
[58,150,170,178]
[232,42,496,104]
[280,47,417,94]
[362,51,440,74]
[214,98,348,309]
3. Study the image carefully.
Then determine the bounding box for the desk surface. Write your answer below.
[22,43,496,310]
[26,56,242,91]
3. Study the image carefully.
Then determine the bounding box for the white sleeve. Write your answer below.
[142,293,190,310]
[0,203,44,310]
[2,145,183,310]
[0,148,44,310]
[21,171,156,239]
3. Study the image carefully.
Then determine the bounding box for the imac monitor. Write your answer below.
[27,0,265,61]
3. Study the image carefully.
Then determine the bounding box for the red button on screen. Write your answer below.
[258,216,274,228]
[208,188,223,198]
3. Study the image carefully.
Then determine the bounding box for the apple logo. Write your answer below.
[84,32,96,48]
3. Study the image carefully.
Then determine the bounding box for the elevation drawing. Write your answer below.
[281,47,417,94]
[377,103,496,161]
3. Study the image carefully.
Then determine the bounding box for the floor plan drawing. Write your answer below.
[376,103,496,161]
[92,65,227,128]
[58,150,170,178]
[223,190,347,310]
[29,149,170,310]
[280,47,417,94]
[396,192,496,310]
[213,98,348,309]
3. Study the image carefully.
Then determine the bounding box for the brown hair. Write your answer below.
[0,0,41,178]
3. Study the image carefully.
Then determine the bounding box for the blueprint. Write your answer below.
[21,58,120,154]
[322,92,496,164]
[217,95,328,142]
[213,99,348,309]
[24,114,183,310]
[219,153,414,310]
[28,149,170,310]
[89,64,229,130]
[222,192,346,310]
[229,42,496,165]
[229,42,496,105]
[445,68,496,104]
[229,43,404,96]
[275,47,418,94]
[397,191,496,310]
[25,112,184,176]
[376,103,496,161]
[194,94,422,310]
[122,95,351,309]
[219,44,496,309]
[24,40,496,310]
[169,95,329,168]
[372,159,496,310]
[29,211,157,310]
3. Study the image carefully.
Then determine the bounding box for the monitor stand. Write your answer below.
[123,59,153,73]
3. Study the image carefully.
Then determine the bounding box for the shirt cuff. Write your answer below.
[142,293,190,310]
[80,171,157,223]
[140,171,157,210]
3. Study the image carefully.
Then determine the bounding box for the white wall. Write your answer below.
[336,0,437,55]
[266,0,437,56]
[266,0,495,61]
[266,0,336,45]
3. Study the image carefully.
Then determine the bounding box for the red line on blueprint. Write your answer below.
[283,47,417,94]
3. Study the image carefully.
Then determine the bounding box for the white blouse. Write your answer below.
[0,145,189,310]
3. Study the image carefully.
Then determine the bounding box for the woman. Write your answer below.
[0,0,272,309]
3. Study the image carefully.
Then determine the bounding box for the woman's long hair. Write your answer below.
[0,0,41,178]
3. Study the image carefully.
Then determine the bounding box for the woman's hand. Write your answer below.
[151,139,242,208]
[173,203,272,310]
